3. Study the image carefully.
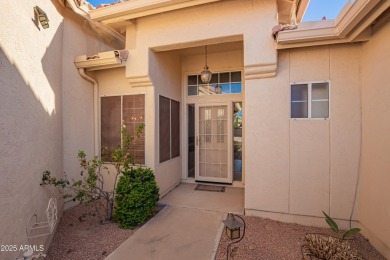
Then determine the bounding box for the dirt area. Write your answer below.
[216,216,386,260]
[46,203,137,260]
[47,205,385,260]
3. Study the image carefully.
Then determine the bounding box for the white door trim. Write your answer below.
[195,102,233,184]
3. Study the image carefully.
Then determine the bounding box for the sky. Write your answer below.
[87,0,349,22]
[302,0,349,22]
[87,0,110,6]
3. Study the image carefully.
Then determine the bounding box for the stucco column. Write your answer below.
[243,29,289,212]
[126,47,153,87]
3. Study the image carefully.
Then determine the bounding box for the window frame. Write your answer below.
[290,80,330,120]
[100,93,146,165]
[159,95,181,164]
[187,70,243,96]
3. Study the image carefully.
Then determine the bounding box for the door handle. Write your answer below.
[196,136,199,146]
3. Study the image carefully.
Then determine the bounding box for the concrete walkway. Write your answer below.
[105,183,244,260]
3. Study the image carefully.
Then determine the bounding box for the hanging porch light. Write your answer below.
[200,46,212,84]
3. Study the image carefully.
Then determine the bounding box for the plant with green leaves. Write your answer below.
[108,123,144,167]
[41,123,144,223]
[114,167,159,229]
[322,211,361,240]
[301,212,362,259]
[41,151,110,222]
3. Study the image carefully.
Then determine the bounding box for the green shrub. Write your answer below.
[41,124,145,224]
[114,167,159,229]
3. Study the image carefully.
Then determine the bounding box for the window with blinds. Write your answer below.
[101,94,145,164]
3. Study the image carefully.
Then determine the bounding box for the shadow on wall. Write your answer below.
[0,23,65,260]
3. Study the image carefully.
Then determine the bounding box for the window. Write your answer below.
[159,96,180,163]
[291,82,329,119]
[187,71,242,96]
[217,108,225,143]
[101,94,145,164]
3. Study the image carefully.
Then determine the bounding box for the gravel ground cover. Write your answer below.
[216,216,385,260]
[46,203,137,260]
[47,205,385,260]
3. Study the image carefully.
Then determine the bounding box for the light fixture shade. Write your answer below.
[34,6,49,29]
[200,66,212,84]
[222,216,244,241]
[225,226,241,240]
[40,17,49,29]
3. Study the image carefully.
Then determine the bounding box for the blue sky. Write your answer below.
[88,0,109,6]
[87,0,349,22]
[302,0,349,22]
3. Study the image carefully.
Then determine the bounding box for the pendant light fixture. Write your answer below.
[200,46,212,84]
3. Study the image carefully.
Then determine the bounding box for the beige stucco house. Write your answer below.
[1,0,389,258]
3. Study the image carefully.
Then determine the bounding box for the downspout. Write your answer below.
[78,68,99,156]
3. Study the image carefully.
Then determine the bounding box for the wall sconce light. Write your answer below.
[34,6,49,29]
[222,213,246,259]
[200,46,212,84]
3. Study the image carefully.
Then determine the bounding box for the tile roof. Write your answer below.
[77,0,126,10]
[95,0,126,9]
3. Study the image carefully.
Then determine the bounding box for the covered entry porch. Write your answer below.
[160,183,244,214]
[105,182,244,260]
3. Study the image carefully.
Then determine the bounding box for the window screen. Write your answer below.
[123,95,145,164]
[101,94,145,164]
[311,82,329,118]
[159,96,180,163]
[291,84,308,118]
[171,100,180,158]
[101,96,121,159]
[159,96,171,163]
[291,82,329,119]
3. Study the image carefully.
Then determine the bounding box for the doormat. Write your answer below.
[195,184,225,192]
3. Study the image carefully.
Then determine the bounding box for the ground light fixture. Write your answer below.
[34,6,49,29]
[200,46,212,84]
[222,213,246,259]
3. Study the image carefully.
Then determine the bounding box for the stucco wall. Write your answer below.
[182,50,244,75]
[148,51,182,196]
[0,1,118,258]
[360,21,390,258]
[126,0,277,79]
[0,1,64,258]
[245,44,362,228]
[61,10,121,209]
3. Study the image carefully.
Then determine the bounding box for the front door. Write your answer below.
[195,103,233,183]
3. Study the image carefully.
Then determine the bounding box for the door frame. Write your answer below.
[181,70,244,185]
[195,102,233,183]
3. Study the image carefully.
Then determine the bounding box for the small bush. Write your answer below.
[41,124,144,223]
[114,167,159,229]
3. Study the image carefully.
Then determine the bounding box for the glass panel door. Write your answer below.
[233,102,242,181]
[195,103,232,183]
[188,104,195,178]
